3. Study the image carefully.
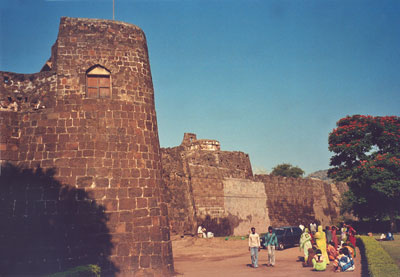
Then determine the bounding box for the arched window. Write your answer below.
[86,65,111,98]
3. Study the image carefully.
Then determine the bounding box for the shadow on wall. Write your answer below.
[0,163,118,275]
[198,215,239,237]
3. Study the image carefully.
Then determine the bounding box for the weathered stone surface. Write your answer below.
[0,17,173,276]
[254,174,345,228]
[223,178,270,236]
[162,133,347,236]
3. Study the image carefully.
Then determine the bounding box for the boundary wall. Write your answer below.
[161,133,347,236]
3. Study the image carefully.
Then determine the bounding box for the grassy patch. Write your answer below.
[47,265,101,277]
[358,235,400,277]
[221,235,248,241]
[378,234,400,268]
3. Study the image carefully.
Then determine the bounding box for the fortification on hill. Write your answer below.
[0,17,173,276]
[161,133,347,236]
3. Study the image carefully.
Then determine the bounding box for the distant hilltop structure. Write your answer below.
[0,17,173,276]
[161,133,347,237]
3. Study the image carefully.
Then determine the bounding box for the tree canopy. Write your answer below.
[271,163,304,178]
[328,115,400,231]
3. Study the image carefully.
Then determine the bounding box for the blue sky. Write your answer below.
[1,0,399,174]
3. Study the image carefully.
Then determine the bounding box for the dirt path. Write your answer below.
[172,237,362,277]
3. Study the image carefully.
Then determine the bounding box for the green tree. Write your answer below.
[328,115,400,231]
[271,163,304,178]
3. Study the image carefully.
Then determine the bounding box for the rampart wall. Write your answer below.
[254,175,344,228]
[162,133,347,236]
[0,17,173,276]
[222,178,270,235]
[161,134,262,236]
[187,149,253,219]
[161,146,197,236]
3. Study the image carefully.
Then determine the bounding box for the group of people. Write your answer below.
[376,232,395,241]
[248,223,357,272]
[197,225,214,238]
[248,226,278,268]
[299,223,356,272]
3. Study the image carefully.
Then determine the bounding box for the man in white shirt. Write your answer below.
[248,227,261,268]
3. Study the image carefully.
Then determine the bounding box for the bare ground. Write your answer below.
[172,236,363,277]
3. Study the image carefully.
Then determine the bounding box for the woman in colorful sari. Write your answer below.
[346,224,357,249]
[342,243,355,259]
[331,225,339,250]
[299,228,312,261]
[337,246,355,272]
[314,225,329,264]
[327,241,338,261]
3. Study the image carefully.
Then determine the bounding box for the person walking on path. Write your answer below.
[264,226,278,267]
[248,227,261,268]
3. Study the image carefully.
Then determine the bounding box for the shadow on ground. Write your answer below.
[0,163,118,275]
[357,238,370,277]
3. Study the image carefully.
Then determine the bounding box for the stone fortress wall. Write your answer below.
[0,15,346,276]
[254,174,346,228]
[0,17,173,276]
[161,133,346,236]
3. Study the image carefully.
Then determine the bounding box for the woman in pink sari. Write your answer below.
[331,225,339,249]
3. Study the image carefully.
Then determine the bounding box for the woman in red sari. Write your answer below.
[346,224,357,248]
[331,225,339,249]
